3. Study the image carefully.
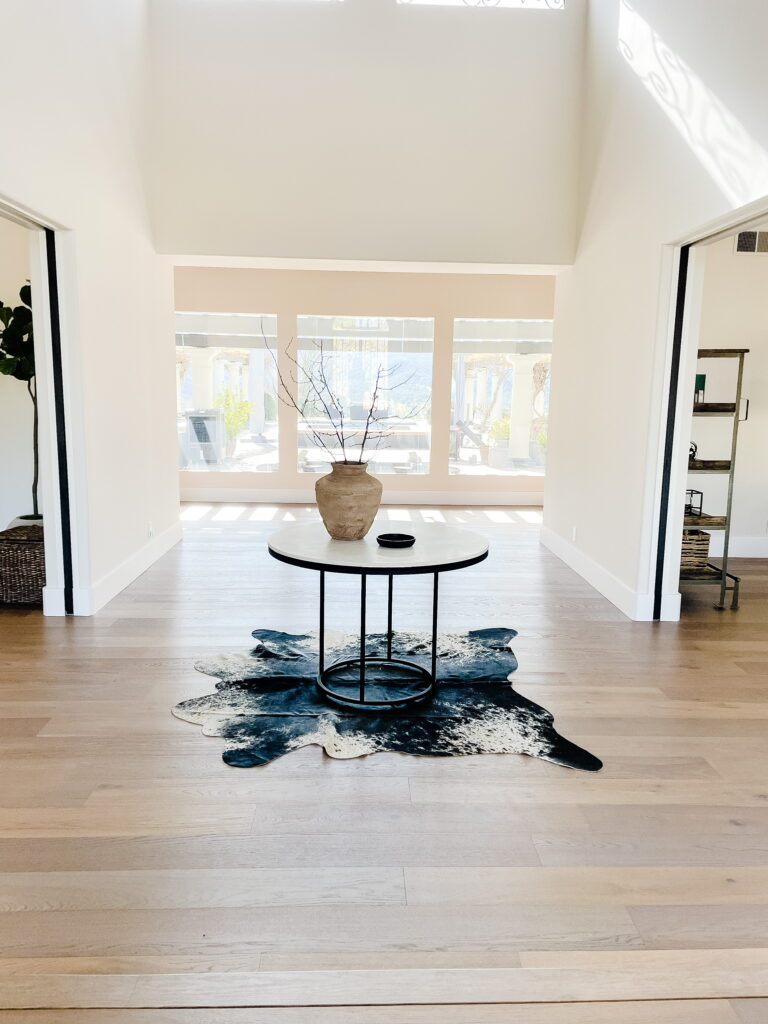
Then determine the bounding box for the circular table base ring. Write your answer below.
[317,656,436,712]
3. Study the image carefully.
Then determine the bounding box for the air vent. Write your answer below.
[736,230,768,254]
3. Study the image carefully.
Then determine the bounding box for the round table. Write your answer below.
[267,522,489,711]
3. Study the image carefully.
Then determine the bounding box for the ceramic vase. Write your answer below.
[315,461,382,540]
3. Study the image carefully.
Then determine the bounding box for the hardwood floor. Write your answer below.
[0,503,766,1018]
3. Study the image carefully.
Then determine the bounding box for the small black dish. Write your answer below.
[377,533,416,549]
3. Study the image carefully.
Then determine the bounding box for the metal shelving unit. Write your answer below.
[681,348,749,610]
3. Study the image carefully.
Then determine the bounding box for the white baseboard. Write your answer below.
[71,522,182,616]
[708,534,768,558]
[659,591,682,620]
[180,487,544,507]
[540,526,657,621]
[42,587,66,616]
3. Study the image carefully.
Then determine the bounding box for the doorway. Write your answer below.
[654,205,768,619]
[0,202,73,615]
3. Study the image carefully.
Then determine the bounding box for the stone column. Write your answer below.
[507,354,538,458]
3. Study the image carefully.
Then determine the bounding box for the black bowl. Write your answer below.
[376,533,416,549]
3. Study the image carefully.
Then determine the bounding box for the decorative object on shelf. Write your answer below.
[267,337,418,540]
[688,442,731,472]
[684,489,703,517]
[0,284,42,523]
[0,524,45,605]
[314,461,383,541]
[680,529,710,569]
[376,533,415,549]
[681,348,749,610]
[173,627,603,772]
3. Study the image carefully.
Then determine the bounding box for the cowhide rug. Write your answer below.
[173,627,602,771]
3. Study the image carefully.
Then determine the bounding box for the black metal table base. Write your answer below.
[317,570,439,712]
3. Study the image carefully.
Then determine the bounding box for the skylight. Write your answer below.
[397,0,563,8]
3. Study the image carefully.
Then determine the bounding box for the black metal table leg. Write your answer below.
[316,569,436,712]
[319,570,325,675]
[431,571,439,681]
[359,574,366,703]
[387,574,393,659]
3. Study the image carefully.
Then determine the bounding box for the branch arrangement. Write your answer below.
[265,328,419,465]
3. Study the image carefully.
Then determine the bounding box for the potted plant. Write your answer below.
[0,284,41,523]
[487,415,514,470]
[214,387,253,458]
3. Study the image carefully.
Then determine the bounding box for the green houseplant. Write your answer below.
[0,284,40,520]
[214,387,253,456]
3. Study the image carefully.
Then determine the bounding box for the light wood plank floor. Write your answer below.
[0,503,766,1017]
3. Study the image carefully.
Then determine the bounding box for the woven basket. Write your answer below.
[0,525,46,605]
[681,530,710,569]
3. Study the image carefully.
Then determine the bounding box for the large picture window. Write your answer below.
[450,318,552,476]
[295,315,434,474]
[176,312,278,473]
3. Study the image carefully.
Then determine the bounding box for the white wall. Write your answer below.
[0,1,180,613]
[0,218,34,528]
[149,0,586,264]
[693,236,768,556]
[542,0,768,619]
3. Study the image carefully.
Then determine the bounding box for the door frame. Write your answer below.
[0,198,74,615]
[653,197,768,620]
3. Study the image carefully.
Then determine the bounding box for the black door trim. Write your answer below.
[44,228,74,614]
[653,244,690,621]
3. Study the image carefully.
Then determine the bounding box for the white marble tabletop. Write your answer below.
[268,521,489,574]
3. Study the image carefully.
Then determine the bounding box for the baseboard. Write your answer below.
[71,522,182,616]
[659,590,682,620]
[540,526,654,621]
[41,586,66,616]
[180,487,544,507]
[708,534,768,558]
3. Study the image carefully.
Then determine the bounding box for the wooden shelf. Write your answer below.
[698,348,750,358]
[683,514,727,530]
[693,403,736,416]
[685,349,746,610]
[688,460,731,473]
[680,565,724,583]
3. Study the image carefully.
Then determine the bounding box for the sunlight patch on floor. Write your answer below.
[248,507,278,521]
[212,506,246,522]
[517,509,543,524]
[179,505,212,522]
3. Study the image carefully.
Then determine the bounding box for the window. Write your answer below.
[295,315,434,474]
[450,318,552,476]
[397,0,563,8]
[176,312,278,473]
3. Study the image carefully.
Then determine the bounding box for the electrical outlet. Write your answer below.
[147,521,155,538]
[571,526,577,543]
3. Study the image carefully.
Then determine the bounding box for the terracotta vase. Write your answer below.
[315,461,383,540]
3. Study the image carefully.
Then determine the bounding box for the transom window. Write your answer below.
[397,0,563,8]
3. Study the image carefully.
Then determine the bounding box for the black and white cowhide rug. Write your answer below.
[173,628,602,772]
